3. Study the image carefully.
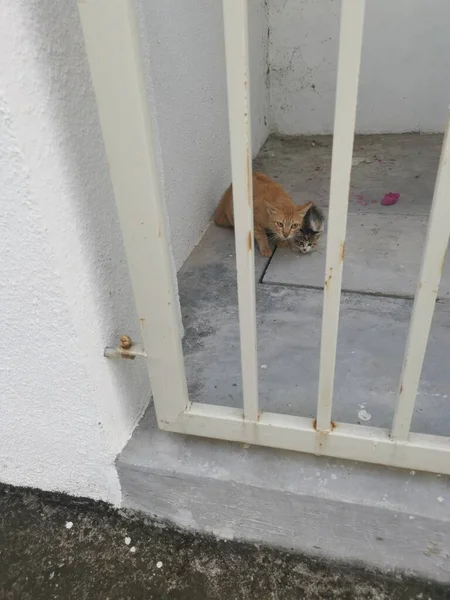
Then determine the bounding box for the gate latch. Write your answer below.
[104,335,147,360]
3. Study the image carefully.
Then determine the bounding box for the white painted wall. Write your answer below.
[0,0,269,503]
[269,0,450,135]
[136,0,269,271]
[0,0,150,504]
[249,0,271,154]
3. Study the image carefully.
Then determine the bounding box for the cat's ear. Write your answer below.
[265,201,277,217]
[296,201,313,217]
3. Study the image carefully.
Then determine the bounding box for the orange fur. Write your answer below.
[214,172,313,257]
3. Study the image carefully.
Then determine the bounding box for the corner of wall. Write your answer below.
[249,0,271,154]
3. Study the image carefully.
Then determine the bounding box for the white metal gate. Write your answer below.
[78,0,450,475]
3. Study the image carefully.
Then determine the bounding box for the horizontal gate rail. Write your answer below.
[160,403,450,476]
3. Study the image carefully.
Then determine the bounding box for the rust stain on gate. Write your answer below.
[313,419,336,432]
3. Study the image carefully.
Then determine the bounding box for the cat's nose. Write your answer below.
[283,232,289,238]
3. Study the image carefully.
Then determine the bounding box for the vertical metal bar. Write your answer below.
[222,0,259,421]
[77,0,189,424]
[316,0,366,432]
[391,110,450,441]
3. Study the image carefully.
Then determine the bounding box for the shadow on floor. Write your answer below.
[0,484,449,599]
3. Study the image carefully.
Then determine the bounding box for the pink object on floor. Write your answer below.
[381,192,400,206]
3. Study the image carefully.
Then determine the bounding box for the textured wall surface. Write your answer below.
[0,0,150,503]
[137,0,269,270]
[269,0,450,134]
[0,0,270,503]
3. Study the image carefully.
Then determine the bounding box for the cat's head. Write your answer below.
[266,201,313,242]
[292,229,321,254]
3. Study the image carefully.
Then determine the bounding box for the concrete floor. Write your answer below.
[179,134,450,436]
[263,134,450,299]
[2,483,450,599]
[266,213,450,298]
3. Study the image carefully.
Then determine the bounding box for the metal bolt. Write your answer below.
[119,335,132,350]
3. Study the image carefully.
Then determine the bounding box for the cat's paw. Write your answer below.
[259,247,272,258]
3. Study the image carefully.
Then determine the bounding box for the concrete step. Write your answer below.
[118,406,450,582]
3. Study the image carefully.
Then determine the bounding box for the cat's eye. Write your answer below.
[291,223,299,229]
[276,221,283,228]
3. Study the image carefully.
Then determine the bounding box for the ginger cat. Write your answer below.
[214,172,312,257]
